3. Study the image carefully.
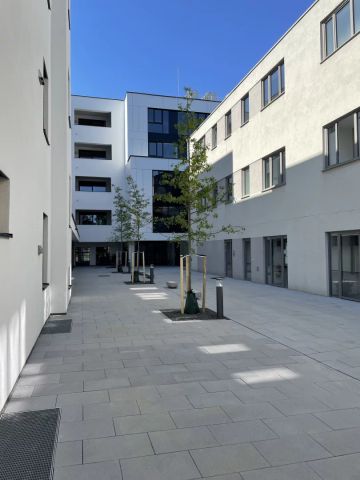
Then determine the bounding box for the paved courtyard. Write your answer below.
[5,266,360,479]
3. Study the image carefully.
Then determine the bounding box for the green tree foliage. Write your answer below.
[112,185,132,269]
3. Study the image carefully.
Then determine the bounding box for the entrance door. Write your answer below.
[330,232,360,301]
[225,240,233,277]
[96,246,112,266]
[266,236,288,288]
[75,247,90,266]
[244,239,251,281]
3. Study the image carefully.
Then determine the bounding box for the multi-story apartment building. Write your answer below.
[192,0,360,302]
[72,92,218,266]
[0,0,74,410]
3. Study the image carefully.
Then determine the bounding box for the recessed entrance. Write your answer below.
[265,236,288,288]
[225,239,233,278]
[330,231,360,301]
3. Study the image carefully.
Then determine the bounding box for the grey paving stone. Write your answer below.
[253,434,331,466]
[242,463,322,479]
[84,400,139,419]
[4,395,57,412]
[32,381,83,396]
[54,461,122,480]
[201,475,242,480]
[315,407,360,429]
[114,412,175,434]
[60,370,106,382]
[222,403,283,422]
[209,420,277,445]
[84,377,130,391]
[137,395,192,413]
[59,404,83,422]
[109,385,160,403]
[83,433,153,462]
[56,390,109,406]
[58,418,115,441]
[17,373,60,386]
[121,451,199,480]
[312,427,360,455]
[157,382,207,397]
[187,391,243,408]
[308,453,360,479]
[190,444,268,477]
[170,407,230,428]
[55,441,82,467]
[149,426,219,453]
[268,397,328,415]
[174,371,218,382]
[263,413,332,436]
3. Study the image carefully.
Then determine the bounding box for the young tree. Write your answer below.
[126,175,152,281]
[112,185,132,272]
[155,87,237,313]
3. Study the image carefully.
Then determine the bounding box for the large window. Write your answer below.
[75,143,112,160]
[77,210,111,226]
[330,231,360,301]
[211,124,217,149]
[225,174,233,203]
[75,110,111,127]
[241,94,250,125]
[225,110,232,138]
[324,109,360,167]
[148,108,169,134]
[263,149,286,190]
[76,177,111,192]
[152,170,184,233]
[149,142,177,158]
[242,166,250,197]
[322,0,360,59]
[262,61,285,107]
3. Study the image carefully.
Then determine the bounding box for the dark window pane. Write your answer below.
[149,142,157,156]
[270,68,280,100]
[148,108,154,122]
[342,235,360,300]
[79,185,92,192]
[336,2,351,47]
[225,111,231,137]
[325,18,335,56]
[242,168,250,196]
[264,159,270,189]
[280,63,285,92]
[263,79,269,106]
[327,126,337,165]
[163,143,177,158]
[338,114,355,163]
[272,153,281,186]
[355,0,360,33]
[154,109,162,123]
[242,95,249,124]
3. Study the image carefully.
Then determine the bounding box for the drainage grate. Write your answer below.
[41,319,72,334]
[0,408,60,480]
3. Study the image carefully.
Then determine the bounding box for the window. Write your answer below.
[152,171,185,233]
[76,177,111,192]
[324,109,360,167]
[242,167,250,197]
[322,0,360,59]
[149,142,177,158]
[42,214,49,288]
[211,124,217,149]
[225,175,233,203]
[241,94,250,125]
[77,210,111,226]
[262,61,285,107]
[0,171,10,236]
[47,0,51,9]
[263,149,286,190]
[42,61,49,144]
[75,110,111,127]
[75,143,112,160]
[148,108,169,134]
[225,110,232,138]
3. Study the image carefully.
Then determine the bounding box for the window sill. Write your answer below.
[225,133,231,140]
[240,120,249,128]
[42,283,50,291]
[321,30,360,64]
[323,156,360,172]
[241,194,250,199]
[211,145,217,151]
[0,232,13,239]
[262,182,285,193]
[261,91,285,112]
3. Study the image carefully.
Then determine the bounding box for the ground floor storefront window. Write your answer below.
[330,231,360,301]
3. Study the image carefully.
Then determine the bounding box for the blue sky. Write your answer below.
[71,0,314,100]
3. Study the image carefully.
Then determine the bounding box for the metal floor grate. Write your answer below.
[0,408,60,480]
[41,319,72,334]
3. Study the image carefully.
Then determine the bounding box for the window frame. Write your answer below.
[225,110,232,139]
[211,124,217,149]
[225,174,233,203]
[262,149,286,191]
[241,93,250,126]
[241,166,250,198]
[321,0,359,60]
[324,108,360,168]
[261,61,285,108]
[42,61,50,145]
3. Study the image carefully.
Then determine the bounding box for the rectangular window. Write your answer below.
[225,110,232,138]
[211,124,217,149]
[42,61,49,145]
[148,108,169,134]
[77,210,112,226]
[225,175,233,203]
[241,94,250,125]
[325,109,360,167]
[75,110,111,127]
[242,167,250,197]
[263,149,286,190]
[0,171,10,235]
[75,143,112,160]
[322,0,359,59]
[149,142,177,158]
[76,177,111,192]
[262,61,285,107]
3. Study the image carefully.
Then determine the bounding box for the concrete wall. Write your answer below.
[192,0,360,297]
[0,0,71,410]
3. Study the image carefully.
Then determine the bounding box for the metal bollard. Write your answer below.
[216,278,224,319]
[149,264,154,284]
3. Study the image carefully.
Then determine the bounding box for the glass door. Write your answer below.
[330,232,360,301]
[266,236,288,288]
[244,239,251,281]
[224,240,233,278]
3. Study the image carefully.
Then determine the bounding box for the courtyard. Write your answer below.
[4,267,360,479]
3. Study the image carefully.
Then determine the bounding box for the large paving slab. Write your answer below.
[5,266,360,479]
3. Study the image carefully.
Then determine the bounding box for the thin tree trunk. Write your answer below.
[187,205,192,292]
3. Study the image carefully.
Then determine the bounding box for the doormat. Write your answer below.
[0,408,60,480]
[160,308,229,321]
[41,319,72,334]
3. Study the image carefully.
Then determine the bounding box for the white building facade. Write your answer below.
[0,0,74,411]
[192,0,360,301]
[72,92,218,266]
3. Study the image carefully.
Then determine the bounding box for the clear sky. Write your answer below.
[71,0,315,100]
